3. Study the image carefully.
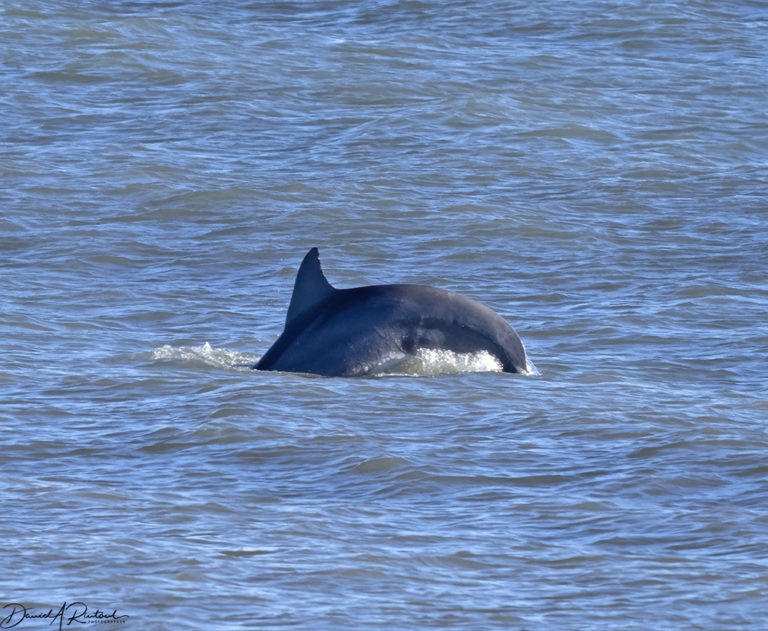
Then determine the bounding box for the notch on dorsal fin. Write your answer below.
[285,247,335,326]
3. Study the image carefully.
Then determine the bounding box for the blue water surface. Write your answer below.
[2,1,767,629]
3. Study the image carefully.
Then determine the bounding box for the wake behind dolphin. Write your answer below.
[254,248,530,377]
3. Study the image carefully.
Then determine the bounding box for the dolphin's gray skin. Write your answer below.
[254,248,528,377]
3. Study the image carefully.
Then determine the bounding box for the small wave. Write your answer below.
[151,342,258,371]
[150,344,537,377]
[350,456,411,474]
[524,357,540,376]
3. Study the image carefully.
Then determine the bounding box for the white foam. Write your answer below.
[374,348,540,377]
[151,342,257,371]
[374,348,504,377]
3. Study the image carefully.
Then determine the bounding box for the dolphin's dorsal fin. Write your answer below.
[285,247,335,326]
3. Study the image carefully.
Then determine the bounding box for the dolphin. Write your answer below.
[254,248,529,377]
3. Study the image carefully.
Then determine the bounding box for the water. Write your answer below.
[2,1,767,629]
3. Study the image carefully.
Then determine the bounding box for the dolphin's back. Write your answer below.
[255,249,528,377]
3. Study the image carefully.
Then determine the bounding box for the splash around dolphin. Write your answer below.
[254,248,531,377]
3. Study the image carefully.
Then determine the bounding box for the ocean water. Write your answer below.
[2,1,767,629]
